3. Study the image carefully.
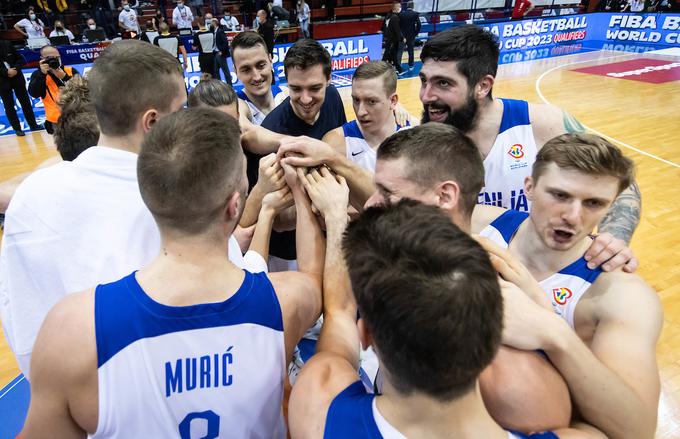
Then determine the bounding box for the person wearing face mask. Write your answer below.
[220,8,239,30]
[28,45,80,134]
[151,8,166,30]
[192,13,216,78]
[48,19,74,42]
[14,7,47,40]
[118,0,140,35]
[212,17,232,84]
[172,0,194,30]
[82,17,106,42]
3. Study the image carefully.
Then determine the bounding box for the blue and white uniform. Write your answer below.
[342,120,406,173]
[93,271,286,438]
[480,210,603,329]
[237,85,287,126]
[324,381,559,439]
[478,99,538,212]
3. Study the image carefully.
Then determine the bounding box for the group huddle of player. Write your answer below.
[0,24,661,439]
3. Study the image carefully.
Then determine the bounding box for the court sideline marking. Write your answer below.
[534,52,680,170]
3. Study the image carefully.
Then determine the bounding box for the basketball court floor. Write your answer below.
[0,46,679,437]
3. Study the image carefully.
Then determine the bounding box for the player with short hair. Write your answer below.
[21,108,329,438]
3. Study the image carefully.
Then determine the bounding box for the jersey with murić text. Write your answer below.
[92,270,286,439]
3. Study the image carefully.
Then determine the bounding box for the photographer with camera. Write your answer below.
[28,45,79,134]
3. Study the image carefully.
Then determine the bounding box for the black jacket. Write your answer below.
[386,12,402,44]
[28,66,79,99]
[215,28,230,55]
[258,20,275,55]
[399,8,421,40]
[0,40,25,79]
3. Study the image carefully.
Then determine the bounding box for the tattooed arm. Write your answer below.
[598,182,641,244]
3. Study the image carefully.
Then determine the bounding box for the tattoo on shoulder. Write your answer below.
[598,183,641,245]
[563,112,586,133]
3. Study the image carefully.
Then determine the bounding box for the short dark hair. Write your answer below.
[188,79,238,112]
[353,61,397,96]
[231,31,268,57]
[533,133,635,195]
[377,122,484,216]
[88,40,185,137]
[421,25,499,98]
[54,75,99,161]
[138,108,244,234]
[283,39,332,79]
[343,200,502,401]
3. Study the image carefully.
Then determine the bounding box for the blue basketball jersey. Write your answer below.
[480,210,603,329]
[324,381,559,439]
[92,271,287,438]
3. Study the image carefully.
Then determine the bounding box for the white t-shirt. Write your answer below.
[273,0,283,6]
[629,0,645,11]
[49,29,75,42]
[220,15,239,30]
[172,5,194,29]
[0,146,266,379]
[16,18,45,39]
[118,9,139,32]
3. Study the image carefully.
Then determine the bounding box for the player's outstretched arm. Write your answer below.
[289,168,360,439]
[269,164,324,363]
[22,290,96,439]
[597,181,641,246]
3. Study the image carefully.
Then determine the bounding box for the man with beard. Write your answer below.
[419,25,641,271]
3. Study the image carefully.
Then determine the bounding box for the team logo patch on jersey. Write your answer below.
[552,287,573,305]
[508,144,524,159]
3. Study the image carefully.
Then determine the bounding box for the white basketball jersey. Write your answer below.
[480,210,602,329]
[237,85,287,126]
[478,99,538,212]
[343,120,407,174]
[93,271,287,439]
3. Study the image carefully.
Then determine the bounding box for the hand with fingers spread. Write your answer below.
[301,167,350,222]
[475,235,552,311]
[255,153,286,196]
[584,232,638,273]
[277,136,339,169]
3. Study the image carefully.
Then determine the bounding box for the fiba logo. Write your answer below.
[552,287,573,305]
[508,144,524,159]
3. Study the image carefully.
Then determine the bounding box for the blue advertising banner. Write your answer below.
[1,33,383,136]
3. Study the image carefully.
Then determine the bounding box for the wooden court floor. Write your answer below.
[0,49,679,436]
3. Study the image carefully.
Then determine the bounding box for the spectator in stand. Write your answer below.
[622,0,645,11]
[324,0,336,21]
[297,0,310,38]
[257,9,275,56]
[268,1,290,22]
[118,0,140,35]
[0,40,41,136]
[82,17,105,42]
[189,0,204,17]
[173,0,194,30]
[151,9,166,30]
[49,19,74,42]
[597,0,621,11]
[398,1,420,72]
[220,8,239,30]
[28,45,80,134]
[14,6,46,39]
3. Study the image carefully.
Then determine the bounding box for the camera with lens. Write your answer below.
[44,56,61,69]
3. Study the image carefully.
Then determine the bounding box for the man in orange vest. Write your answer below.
[28,45,80,134]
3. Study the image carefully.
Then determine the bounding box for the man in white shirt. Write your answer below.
[118,0,140,34]
[220,8,239,30]
[172,0,194,29]
[0,40,187,379]
[48,20,75,42]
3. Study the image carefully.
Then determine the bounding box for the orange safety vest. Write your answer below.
[43,66,74,123]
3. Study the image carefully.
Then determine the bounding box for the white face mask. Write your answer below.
[123,4,131,10]
[29,13,36,20]
[205,20,212,28]
[89,24,97,30]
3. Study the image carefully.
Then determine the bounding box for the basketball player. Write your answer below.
[21,108,328,438]
[289,191,567,438]
[471,133,662,439]
[362,123,575,434]
[0,41,187,378]
[419,25,640,271]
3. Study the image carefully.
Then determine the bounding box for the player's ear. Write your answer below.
[389,92,398,110]
[524,176,535,201]
[141,108,159,133]
[435,180,460,211]
[224,190,242,224]
[476,74,494,100]
[357,318,373,350]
